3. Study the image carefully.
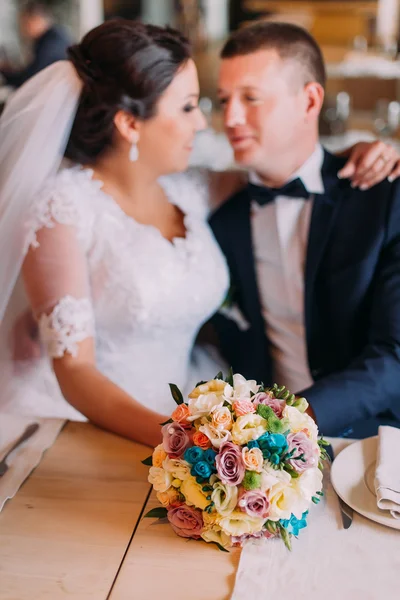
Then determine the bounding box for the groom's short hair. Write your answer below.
[221,21,326,89]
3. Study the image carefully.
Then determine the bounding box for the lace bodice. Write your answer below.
[5,166,229,419]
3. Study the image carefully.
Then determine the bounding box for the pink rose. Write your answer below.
[287,431,318,473]
[216,441,245,486]
[162,422,191,458]
[252,392,286,418]
[233,399,256,417]
[238,490,270,519]
[167,504,203,539]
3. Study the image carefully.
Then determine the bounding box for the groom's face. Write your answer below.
[218,49,314,170]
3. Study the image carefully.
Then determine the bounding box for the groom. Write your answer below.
[210,22,400,437]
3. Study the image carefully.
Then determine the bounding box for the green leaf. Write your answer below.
[211,542,230,553]
[169,383,184,405]
[160,418,173,426]
[214,371,224,380]
[279,525,292,551]
[144,507,168,519]
[318,437,330,447]
[195,380,207,387]
[141,456,153,466]
[225,367,234,387]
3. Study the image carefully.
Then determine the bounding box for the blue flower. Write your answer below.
[191,460,212,481]
[184,446,204,464]
[270,452,280,465]
[247,440,260,450]
[257,433,288,459]
[280,511,309,537]
[203,448,217,468]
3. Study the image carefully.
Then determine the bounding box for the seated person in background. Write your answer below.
[0,1,71,89]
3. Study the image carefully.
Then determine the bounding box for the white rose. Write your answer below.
[211,479,238,516]
[162,457,190,481]
[219,511,265,537]
[148,466,172,492]
[201,527,231,548]
[262,464,322,521]
[188,392,224,421]
[223,373,260,403]
[199,421,231,449]
[294,467,323,505]
[211,406,233,431]
[231,414,267,445]
[283,405,319,442]
[260,464,293,521]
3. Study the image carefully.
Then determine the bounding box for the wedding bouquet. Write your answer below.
[144,371,328,550]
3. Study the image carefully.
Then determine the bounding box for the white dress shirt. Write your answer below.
[249,144,325,393]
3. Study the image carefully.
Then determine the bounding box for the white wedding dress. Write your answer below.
[1,166,229,420]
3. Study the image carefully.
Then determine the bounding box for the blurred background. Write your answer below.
[2,1,400,161]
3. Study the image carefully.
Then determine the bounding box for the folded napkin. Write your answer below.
[0,413,66,512]
[374,425,400,519]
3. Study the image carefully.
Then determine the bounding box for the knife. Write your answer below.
[326,443,354,529]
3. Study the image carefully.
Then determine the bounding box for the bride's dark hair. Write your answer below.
[65,19,191,164]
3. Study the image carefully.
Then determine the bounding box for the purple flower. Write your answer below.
[252,392,285,418]
[216,441,245,486]
[287,431,318,473]
[167,504,203,539]
[162,422,191,458]
[238,490,270,519]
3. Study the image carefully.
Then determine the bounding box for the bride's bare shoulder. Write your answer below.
[209,170,248,210]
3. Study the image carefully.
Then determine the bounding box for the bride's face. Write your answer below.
[136,59,207,174]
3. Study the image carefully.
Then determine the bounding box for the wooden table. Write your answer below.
[0,421,151,600]
[1,426,397,600]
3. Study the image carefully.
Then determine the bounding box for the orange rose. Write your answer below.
[156,487,182,508]
[171,404,191,428]
[192,431,212,450]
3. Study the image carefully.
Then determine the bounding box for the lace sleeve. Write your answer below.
[38,296,95,358]
[22,170,95,359]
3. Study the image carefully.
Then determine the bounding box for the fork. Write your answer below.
[0,423,40,477]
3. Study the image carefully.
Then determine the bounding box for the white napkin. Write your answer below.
[0,413,65,512]
[374,425,400,519]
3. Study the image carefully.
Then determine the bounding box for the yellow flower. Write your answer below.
[180,476,209,510]
[152,444,167,468]
[148,467,172,493]
[202,510,220,528]
[189,379,226,399]
[283,406,319,442]
[219,511,265,537]
[231,414,267,445]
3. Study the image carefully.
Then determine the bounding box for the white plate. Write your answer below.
[330,436,400,530]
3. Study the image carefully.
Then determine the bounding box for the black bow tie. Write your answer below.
[247,177,310,206]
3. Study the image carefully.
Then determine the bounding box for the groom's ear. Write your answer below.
[113,110,140,144]
[304,82,324,120]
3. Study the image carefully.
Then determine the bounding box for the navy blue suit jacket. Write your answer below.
[209,150,400,435]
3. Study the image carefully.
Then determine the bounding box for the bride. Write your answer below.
[0,20,397,446]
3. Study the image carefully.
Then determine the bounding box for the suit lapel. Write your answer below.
[304,150,351,349]
[227,190,263,328]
